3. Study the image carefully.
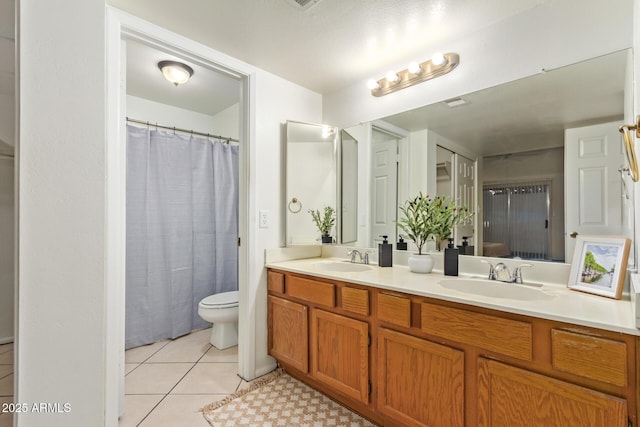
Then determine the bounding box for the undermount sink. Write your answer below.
[438,278,555,301]
[312,261,372,273]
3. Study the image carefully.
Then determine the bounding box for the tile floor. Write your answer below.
[0,342,13,427]
[120,328,251,427]
[0,329,246,427]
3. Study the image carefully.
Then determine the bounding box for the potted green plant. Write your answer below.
[398,193,472,273]
[309,206,336,244]
[432,196,473,251]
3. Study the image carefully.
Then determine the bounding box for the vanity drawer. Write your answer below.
[287,276,335,308]
[551,329,627,386]
[341,287,369,316]
[377,292,411,328]
[421,302,532,361]
[267,270,285,293]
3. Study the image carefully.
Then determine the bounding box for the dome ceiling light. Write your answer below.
[157,60,194,86]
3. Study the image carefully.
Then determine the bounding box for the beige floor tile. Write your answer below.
[0,397,13,427]
[0,375,12,397]
[146,336,211,363]
[125,363,139,375]
[0,344,12,355]
[171,363,240,395]
[138,394,221,427]
[176,328,211,344]
[0,366,11,379]
[125,340,170,363]
[118,394,164,427]
[125,363,193,395]
[199,345,237,363]
[0,351,12,365]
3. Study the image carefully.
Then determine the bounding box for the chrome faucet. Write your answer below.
[494,262,512,282]
[481,260,533,284]
[511,263,533,284]
[348,249,370,264]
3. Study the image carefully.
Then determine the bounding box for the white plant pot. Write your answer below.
[408,253,434,274]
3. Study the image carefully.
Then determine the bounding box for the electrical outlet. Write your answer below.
[259,210,269,228]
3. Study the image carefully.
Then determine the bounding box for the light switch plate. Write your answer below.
[259,210,269,228]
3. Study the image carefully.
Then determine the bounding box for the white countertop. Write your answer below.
[266,256,640,336]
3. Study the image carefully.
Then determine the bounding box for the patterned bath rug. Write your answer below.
[201,368,378,427]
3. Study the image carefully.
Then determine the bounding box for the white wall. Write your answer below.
[18,1,107,426]
[127,95,240,141]
[212,103,240,141]
[324,0,633,128]
[252,69,322,375]
[0,158,13,344]
[127,95,215,131]
[634,0,640,270]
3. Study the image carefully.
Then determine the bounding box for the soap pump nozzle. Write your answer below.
[447,238,455,249]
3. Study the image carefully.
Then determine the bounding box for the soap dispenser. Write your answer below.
[396,235,407,251]
[378,235,393,267]
[444,238,459,276]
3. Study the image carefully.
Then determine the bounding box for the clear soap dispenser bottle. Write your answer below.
[378,235,393,267]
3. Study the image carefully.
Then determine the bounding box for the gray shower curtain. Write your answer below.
[125,125,239,349]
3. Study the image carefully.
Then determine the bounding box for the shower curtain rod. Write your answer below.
[126,117,239,143]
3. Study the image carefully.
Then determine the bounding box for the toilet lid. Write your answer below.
[200,291,239,308]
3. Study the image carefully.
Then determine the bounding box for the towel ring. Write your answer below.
[619,117,640,182]
[288,197,302,213]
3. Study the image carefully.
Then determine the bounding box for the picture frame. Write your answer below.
[568,235,631,299]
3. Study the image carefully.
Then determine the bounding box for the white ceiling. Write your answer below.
[126,39,241,116]
[108,0,547,94]
[114,0,626,156]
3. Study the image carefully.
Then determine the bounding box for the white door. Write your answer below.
[454,153,475,246]
[565,121,627,260]
[371,131,398,245]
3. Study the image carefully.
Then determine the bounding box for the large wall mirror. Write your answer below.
[285,120,339,245]
[343,49,635,265]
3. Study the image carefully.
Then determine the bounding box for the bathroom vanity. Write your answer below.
[265,257,639,427]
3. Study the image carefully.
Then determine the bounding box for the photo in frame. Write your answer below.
[568,235,631,299]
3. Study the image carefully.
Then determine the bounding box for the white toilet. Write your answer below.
[197,290,239,349]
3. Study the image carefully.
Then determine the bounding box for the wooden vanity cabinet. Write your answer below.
[311,309,370,404]
[266,270,377,419]
[267,268,638,427]
[377,327,464,427]
[478,358,627,427]
[267,295,308,372]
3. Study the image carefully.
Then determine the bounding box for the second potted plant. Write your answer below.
[398,192,471,273]
[309,205,336,244]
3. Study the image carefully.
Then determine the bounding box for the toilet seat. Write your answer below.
[199,291,239,309]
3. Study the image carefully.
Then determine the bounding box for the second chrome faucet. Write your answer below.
[481,260,533,284]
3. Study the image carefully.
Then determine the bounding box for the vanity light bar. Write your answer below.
[369,52,460,97]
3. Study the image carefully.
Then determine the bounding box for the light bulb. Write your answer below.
[431,52,446,66]
[408,62,422,74]
[386,71,399,83]
[367,78,380,90]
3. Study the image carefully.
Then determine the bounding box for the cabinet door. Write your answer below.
[267,295,308,373]
[478,358,627,427]
[310,308,369,403]
[377,328,464,427]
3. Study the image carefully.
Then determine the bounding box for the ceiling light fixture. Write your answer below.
[158,60,194,86]
[368,52,459,97]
